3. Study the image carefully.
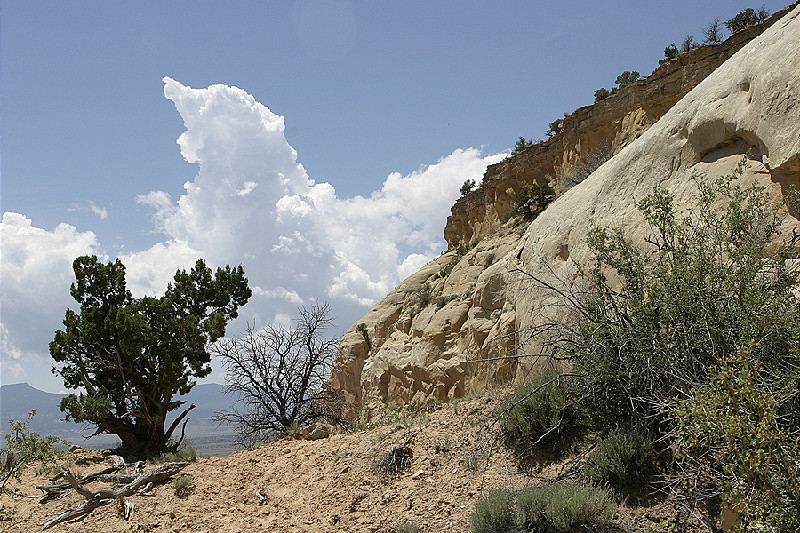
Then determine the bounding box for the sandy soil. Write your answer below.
[1,393,683,533]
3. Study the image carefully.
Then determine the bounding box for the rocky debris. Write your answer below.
[331,3,800,410]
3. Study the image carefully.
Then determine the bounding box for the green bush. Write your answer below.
[496,368,569,449]
[660,43,679,64]
[395,522,418,533]
[151,442,197,464]
[471,488,514,533]
[594,88,612,102]
[725,7,769,34]
[504,178,555,223]
[674,351,800,530]
[565,156,800,431]
[510,136,534,158]
[583,428,655,497]
[1,411,68,493]
[173,474,195,498]
[416,282,434,309]
[615,70,640,88]
[546,118,563,137]
[527,155,800,523]
[516,482,615,532]
[461,179,477,196]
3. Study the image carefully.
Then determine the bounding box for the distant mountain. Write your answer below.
[0,382,241,455]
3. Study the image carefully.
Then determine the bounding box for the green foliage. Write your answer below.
[1,411,68,493]
[416,282,434,309]
[515,483,615,532]
[461,179,477,196]
[496,368,569,450]
[538,155,800,524]
[357,322,372,351]
[546,118,563,138]
[471,488,514,533]
[510,136,534,158]
[593,88,610,102]
[660,43,679,64]
[568,156,800,432]
[615,70,640,88]
[435,294,458,309]
[50,256,251,459]
[583,428,656,497]
[151,442,197,465]
[725,7,769,34]
[173,474,195,498]
[674,351,800,531]
[436,257,459,280]
[395,522,419,533]
[504,177,555,223]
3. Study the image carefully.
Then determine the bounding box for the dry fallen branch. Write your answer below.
[40,462,189,530]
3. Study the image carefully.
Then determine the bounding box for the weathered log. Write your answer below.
[39,466,121,495]
[40,462,190,530]
[41,498,113,530]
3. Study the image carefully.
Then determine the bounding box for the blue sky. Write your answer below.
[1,0,790,393]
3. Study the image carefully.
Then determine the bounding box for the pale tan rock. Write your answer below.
[444,4,798,246]
[329,4,800,410]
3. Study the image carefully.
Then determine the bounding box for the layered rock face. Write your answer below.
[329,4,800,409]
[444,4,796,246]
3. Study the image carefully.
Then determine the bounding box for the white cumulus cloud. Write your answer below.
[1,78,503,391]
[0,213,102,387]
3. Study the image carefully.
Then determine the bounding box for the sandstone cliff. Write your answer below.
[444,3,797,246]
[329,4,800,409]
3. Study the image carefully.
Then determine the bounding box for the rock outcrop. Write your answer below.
[329,4,800,409]
[444,4,797,246]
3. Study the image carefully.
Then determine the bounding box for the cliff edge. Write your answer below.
[329,4,800,410]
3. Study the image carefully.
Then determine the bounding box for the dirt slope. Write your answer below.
[2,393,680,533]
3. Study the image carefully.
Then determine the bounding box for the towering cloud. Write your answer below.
[1,77,503,389]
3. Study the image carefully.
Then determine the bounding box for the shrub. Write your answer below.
[1,411,68,493]
[510,136,534,158]
[615,70,640,89]
[725,7,769,34]
[583,428,656,497]
[520,156,800,522]
[496,368,569,450]
[461,179,477,196]
[416,282,434,309]
[151,442,197,464]
[471,488,514,533]
[594,87,611,102]
[395,522,418,533]
[673,351,800,530]
[173,474,195,498]
[660,43,679,64]
[561,156,800,432]
[516,482,615,532]
[546,119,563,138]
[374,445,413,477]
[504,178,555,223]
